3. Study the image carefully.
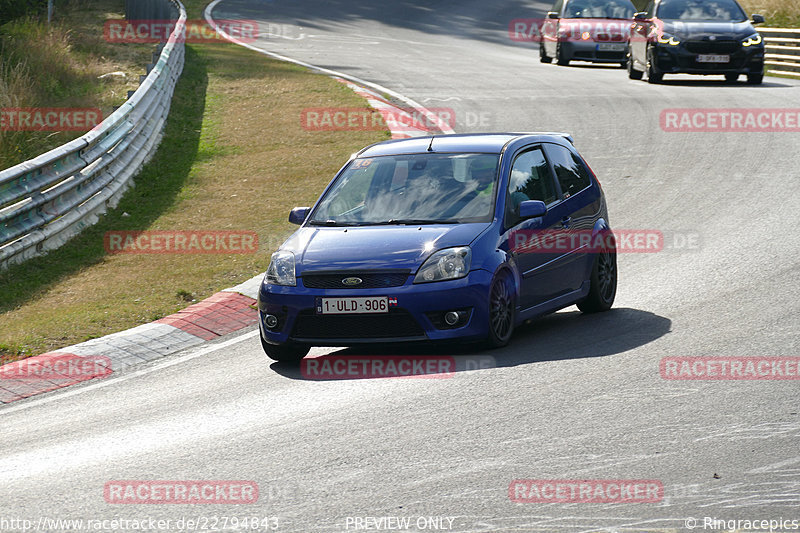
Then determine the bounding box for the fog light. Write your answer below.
[264,314,279,329]
[444,311,460,326]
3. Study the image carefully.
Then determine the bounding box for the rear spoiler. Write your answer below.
[510,132,575,144]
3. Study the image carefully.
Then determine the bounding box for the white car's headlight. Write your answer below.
[742,33,762,46]
[414,247,472,284]
[266,251,296,286]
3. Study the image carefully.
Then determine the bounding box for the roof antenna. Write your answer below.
[427,135,435,152]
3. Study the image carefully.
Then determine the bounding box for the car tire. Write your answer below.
[485,271,516,348]
[725,73,739,82]
[540,44,552,63]
[747,72,763,84]
[556,43,570,66]
[646,46,663,83]
[577,242,617,313]
[261,336,309,364]
[627,54,643,79]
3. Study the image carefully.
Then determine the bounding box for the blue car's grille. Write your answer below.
[291,309,425,340]
[301,271,410,289]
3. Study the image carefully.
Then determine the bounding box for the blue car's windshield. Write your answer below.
[656,0,747,21]
[308,153,500,226]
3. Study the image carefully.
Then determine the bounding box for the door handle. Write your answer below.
[561,216,571,228]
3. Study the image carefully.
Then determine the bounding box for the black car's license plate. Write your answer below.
[697,54,730,63]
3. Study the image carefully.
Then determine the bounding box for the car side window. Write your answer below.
[505,147,557,226]
[545,144,592,199]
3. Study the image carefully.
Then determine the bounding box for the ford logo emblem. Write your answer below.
[342,277,363,286]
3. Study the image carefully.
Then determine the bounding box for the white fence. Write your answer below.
[759,27,800,78]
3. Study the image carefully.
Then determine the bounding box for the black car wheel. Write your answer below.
[577,245,617,313]
[556,43,570,66]
[486,272,515,348]
[646,46,663,83]
[540,43,552,63]
[261,336,309,364]
[747,72,763,84]
[628,53,643,79]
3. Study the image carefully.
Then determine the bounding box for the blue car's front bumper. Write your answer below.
[258,269,494,346]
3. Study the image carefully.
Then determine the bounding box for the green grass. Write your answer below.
[0,1,152,169]
[0,44,209,358]
[0,4,388,360]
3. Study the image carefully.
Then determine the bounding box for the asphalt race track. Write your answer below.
[2,1,799,531]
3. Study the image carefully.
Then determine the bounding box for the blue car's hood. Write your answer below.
[283,223,490,273]
[661,20,755,40]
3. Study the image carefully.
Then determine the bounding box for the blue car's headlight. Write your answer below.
[266,251,296,286]
[414,247,472,284]
[742,33,762,46]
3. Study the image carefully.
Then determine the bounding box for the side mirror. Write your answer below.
[546,11,559,19]
[288,207,310,225]
[633,11,649,21]
[751,13,765,24]
[518,200,547,219]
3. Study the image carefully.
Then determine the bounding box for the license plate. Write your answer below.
[317,296,388,314]
[697,54,730,63]
[597,43,626,51]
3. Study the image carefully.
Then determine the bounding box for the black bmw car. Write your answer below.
[628,0,765,84]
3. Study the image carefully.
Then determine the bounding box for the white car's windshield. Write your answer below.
[309,153,500,226]
[565,0,635,19]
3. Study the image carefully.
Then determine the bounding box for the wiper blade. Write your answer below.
[310,219,459,226]
[372,219,459,225]
[307,220,359,227]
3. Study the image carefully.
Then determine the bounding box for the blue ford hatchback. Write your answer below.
[258,133,616,362]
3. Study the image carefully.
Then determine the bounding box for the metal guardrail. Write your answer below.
[0,0,186,270]
[758,27,800,78]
